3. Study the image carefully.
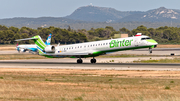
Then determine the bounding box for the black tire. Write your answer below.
[77,59,83,63]
[149,48,152,54]
[150,50,152,53]
[91,59,96,63]
[77,59,80,63]
[90,59,93,63]
[93,59,96,63]
[80,59,83,63]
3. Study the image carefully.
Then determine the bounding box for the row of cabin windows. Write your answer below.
[63,42,110,50]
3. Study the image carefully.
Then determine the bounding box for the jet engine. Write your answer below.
[43,45,55,53]
[20,48,26,52]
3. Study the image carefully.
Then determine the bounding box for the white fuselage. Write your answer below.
[16,44,37,52]
[53,35,157,55]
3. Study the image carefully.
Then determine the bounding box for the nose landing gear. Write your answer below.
[149,47,152,53]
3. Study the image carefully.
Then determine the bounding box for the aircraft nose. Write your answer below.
[146,39,158,45]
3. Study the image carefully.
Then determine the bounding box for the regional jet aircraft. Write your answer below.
[15,33,158,63]
[16,34,52,53]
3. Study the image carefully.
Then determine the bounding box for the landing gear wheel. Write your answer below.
[77,59,83,63]
[149,48,152,54]
[150,49,152,53]
[91,59,96,63]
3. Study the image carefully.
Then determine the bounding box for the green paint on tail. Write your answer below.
[31,35,47,55]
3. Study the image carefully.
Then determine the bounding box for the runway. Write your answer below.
[0,59,180,71]
[1,48,180,55]
[0,48,180,70]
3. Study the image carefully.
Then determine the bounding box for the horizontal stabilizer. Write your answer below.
[15,38,38,41]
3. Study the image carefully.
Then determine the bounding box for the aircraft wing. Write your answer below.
[15,38,38,41]
[45,52,89,56]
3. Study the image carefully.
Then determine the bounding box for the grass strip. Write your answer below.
[133,58,180,63]
[0,54,46,60]
[1,69,180,101]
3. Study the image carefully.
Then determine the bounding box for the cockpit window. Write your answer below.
[141,37,151,40]
[141,38,146,40]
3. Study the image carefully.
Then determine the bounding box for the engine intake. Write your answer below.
[43,45,55,53]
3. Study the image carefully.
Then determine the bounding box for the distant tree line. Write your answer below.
[0,25,179,44]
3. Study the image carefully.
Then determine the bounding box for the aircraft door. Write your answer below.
[134,38,139,47]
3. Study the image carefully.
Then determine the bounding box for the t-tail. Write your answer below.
[45,33,52,45]
[31,35,47,54]
[15,35,55,55]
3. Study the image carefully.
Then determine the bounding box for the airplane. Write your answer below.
[15,33,158,63]
[16,33,52,53]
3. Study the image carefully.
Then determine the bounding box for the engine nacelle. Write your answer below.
[20,49,26,52]
[43,45,55,53]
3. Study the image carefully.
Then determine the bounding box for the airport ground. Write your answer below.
[0,45,180,100]
[1,68,180,101]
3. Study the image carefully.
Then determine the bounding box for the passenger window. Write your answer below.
[146,37,151,39]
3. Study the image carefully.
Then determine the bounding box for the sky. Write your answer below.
[0,0,180,19]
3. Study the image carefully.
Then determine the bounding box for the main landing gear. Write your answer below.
[77,58,83,63]
[76,57,96,63]
[90,57,96,63]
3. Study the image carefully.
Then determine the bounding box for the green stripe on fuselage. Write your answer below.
[93,45,152,56]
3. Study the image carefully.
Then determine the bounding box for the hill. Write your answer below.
[66,5,143,22]
[1,6,180,30]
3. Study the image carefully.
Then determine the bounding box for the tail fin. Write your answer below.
[15,35,47,54]
[31,35,47,54]
[45,33,52,45]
